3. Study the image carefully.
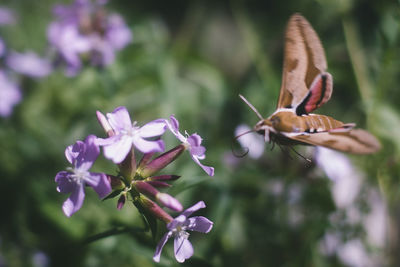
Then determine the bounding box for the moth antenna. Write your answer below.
[289,146,312,163]
[232,129,254,157]
[239,94,264,121]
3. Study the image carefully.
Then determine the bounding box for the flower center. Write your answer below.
[173,226,190,240]
[67,167,90,185]
[121,121,140,137]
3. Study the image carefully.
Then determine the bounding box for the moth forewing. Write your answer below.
[277,13,328,110]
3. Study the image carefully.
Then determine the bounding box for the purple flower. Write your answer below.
[47,22,92,76]
[55,135,111,217]
[6,51,52,78]
[166,115,214,176]
[0,70,21,117]
[153,201,213,263]
[47,0,132,75]
[0,38,5,58]
[96,107,166,164]
[0,7,15,25]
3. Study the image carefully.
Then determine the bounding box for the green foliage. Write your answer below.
[0,0,399,266]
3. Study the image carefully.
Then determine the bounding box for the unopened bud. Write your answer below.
[139,144,185,177]
[96,111,114,137]
[156,193,183,212]
[107,175,124,190]
[117,194,126,210]
[139,196,173,223]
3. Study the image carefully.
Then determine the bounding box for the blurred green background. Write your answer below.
[0,0,399,266]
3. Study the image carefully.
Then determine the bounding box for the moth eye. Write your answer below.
[271,116,281,126]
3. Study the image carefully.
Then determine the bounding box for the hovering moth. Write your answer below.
[239,13,380,154]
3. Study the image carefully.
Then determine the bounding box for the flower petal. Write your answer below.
[191,155,215,176]
[153,231,173,262]
[133,137,164,154]
[139,119,166,138]
[180,201,206,219]
[166,115,186,142]
[187,133,202,147]
[62,182,85,217]
[106,106,132,133]
[85,172,111,199]
[65,140,84,165]
[55,171,74,193]
[76,135,100,170]
[103,135,132,164]
[174,235,194,263]
[185,216,213,233]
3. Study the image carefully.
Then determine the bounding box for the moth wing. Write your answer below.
[295,72,333,115]
[277,13,328,109]
[284,129,381,154]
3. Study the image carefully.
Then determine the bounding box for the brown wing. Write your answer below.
[284,129,381,154]
[277,13,330,109]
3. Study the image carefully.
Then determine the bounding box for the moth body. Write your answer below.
[239,13,380,154]
[255,109,345,134]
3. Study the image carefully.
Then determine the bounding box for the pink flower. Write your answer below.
[153,201,213,263]
[96,106,166,164]
[165,115,214,176]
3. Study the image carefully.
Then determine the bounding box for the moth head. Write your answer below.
[254,120,271,143]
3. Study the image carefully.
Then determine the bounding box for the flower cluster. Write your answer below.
[0,1,132,118]
[55,106,214,263]
[48,0,132,76]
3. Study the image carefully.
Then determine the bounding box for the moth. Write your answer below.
[240,13,381,155]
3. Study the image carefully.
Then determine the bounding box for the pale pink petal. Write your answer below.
[133,137,164,154]
[191,156,214,176]
[166,115,186,142]
[62,182,85,217]
[85,172,111,198]
[180,201,206,219]
[64,140,84,165]
[103,135,132,164]
[139,119,166,138]
[153,231,173,262]
[186,216,213,233]
[76,135,100,171]
[174,236,194,263]
[55,171,74,193]
[106,106,132,133]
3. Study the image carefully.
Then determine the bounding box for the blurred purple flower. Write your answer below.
[315,147,362,208]
[47,0,132,75]
[55,135,111,217]
[0,7,15,25]
[0,70,21,117]
[0,38,5,58]
[234,124,265,159]
[153,201,213,263]
[166,115,214,176]
[96,106,166,164]
[6,51,52,78]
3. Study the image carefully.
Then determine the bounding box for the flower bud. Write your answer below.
[119,148,136,182]
[107,175,124,190]
[117,194,126,210]
[147,181,171,188]
[134,181,158,198]
[139,196,173,223]
[156,193,183,212]
[138,144,185,178]
[96,110,114,137]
